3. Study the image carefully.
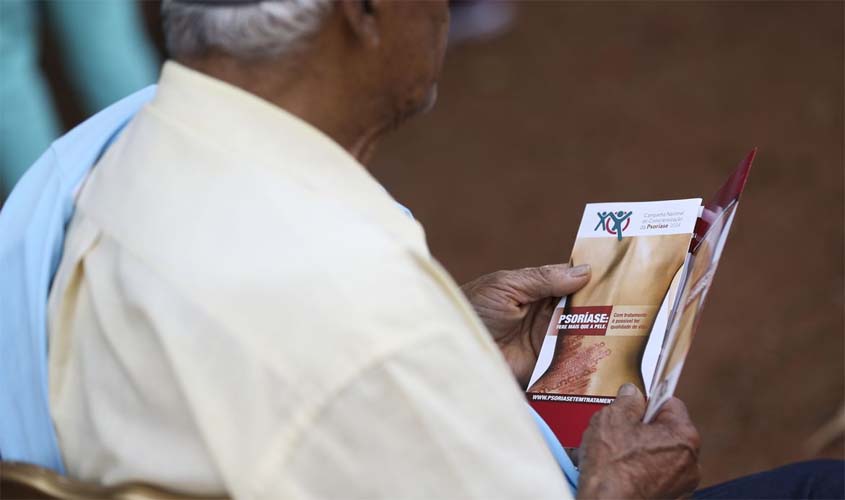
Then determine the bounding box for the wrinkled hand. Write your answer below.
[577,384,702,499]
[460,264,591,387]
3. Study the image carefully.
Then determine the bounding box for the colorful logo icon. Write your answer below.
[595,210,633,241]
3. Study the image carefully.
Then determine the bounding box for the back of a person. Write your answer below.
[45,61,573,499]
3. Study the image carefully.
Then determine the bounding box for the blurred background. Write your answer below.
[3,0,843,488]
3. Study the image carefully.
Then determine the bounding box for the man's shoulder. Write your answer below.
[70,104,458,344]
[77,107,421,286]
[81,172,424,303]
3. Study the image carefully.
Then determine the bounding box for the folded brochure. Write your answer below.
[527,149,756,448]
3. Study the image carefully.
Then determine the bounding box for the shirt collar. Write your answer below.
[152,61,429,257]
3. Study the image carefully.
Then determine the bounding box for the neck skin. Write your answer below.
[178,13,392,165]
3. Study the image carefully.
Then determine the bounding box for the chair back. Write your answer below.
[0,461,226,500]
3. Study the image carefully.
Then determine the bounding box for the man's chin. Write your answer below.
[393,84,439,130]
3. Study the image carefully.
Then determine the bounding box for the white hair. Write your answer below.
[162,0,334,59]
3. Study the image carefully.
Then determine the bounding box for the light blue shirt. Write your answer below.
[0,85,156,472]
[530,405,580,492]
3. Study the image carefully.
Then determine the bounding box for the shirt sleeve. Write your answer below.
[250,331,574,500]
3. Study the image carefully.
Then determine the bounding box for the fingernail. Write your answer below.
[618,383,638,396]
[568,264,591,277]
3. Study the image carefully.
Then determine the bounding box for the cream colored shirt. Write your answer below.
[47,62,573,500]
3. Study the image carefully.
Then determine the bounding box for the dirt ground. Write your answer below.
[370,1,844,487]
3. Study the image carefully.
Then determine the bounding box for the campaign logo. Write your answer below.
[595,210,633,241]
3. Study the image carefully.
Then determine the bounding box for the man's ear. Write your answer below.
[339,0,380,47]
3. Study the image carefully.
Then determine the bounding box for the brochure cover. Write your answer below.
[527,150,756,448]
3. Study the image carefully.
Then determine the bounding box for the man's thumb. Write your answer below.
[612,383,646,419]
[512,263,591,302]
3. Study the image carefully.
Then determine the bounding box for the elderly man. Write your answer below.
[20,0,837,499]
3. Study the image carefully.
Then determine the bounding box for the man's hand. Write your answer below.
[460,264,591,387]
[577,384,702,499]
